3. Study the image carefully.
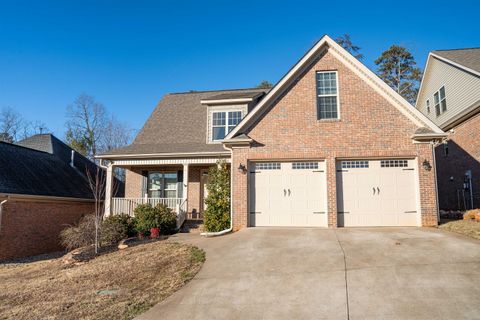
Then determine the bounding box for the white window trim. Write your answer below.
[207,105,247,144]
[147,171,178,198]
[433,85,447,117]
[426,99,430,114]
[316,70,340,120]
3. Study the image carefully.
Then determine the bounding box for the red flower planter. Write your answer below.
[150,227,160,239]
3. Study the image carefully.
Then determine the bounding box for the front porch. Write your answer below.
[104,156,230,228]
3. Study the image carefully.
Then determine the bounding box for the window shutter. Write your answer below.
[177,170,183,198]
[141,171,148,197]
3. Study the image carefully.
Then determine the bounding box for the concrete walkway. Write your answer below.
[136,228,480,320]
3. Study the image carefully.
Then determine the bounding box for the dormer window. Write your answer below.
[212,111,242,141]
[207,106,246,142]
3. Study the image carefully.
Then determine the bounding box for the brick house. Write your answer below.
[99,35,445,231]
[0,134,99,260]
[416,48,480,211]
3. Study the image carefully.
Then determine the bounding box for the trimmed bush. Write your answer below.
[156,204,177,235]
[101,214,135,245]
[204,161,230,232]
[133,204,158,235]
[60,214,96,251]
[133,203,178,235]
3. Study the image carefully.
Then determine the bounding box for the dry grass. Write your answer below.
[439,219,480,240]
[0,240,205,320]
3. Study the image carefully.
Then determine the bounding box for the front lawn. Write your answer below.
[0,240,205,320]
[439,219,480,240]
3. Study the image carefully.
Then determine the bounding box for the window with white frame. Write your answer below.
[434,86,447,117]
[316,71,339,119]
[426,99,430,114]
[211,110,243,141]
[147,172,178,198]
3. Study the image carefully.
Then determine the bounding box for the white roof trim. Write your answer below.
[415,53,434,109]
[201,97,253,104]
[96,151,230,159]
[225,35,443,139]
[430,52,480,78]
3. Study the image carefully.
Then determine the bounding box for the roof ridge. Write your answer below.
[433,47,480,52]
[168,87,267,95]
[0,141,52,155]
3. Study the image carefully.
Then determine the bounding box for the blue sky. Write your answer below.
[0,0,478,137]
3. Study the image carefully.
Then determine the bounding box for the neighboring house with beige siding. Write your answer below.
[99,35,445,231]
[416,48,480,210]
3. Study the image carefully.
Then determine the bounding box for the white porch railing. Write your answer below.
[111,197,187,229]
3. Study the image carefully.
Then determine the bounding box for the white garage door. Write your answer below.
[336,159,419,227]
[249,161,327,227]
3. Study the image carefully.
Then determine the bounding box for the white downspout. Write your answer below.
[0,199,8,234]
[201,145,234,237]
[431,140,440,223]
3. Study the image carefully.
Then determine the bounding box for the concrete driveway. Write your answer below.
[136,228,480,320]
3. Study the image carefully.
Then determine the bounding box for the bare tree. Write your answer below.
[101,116,134,153]
[65,94,133,160]
[66,94,107,159]
[0,107,50,142]
[0,107,24,142]
[86,166,106,254]
[85,165,120,253]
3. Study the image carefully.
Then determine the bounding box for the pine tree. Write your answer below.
[335,34,363,60]
[375,45,422,104]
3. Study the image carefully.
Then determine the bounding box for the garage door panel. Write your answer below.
[337,159,419,227]
[250,161,327,227]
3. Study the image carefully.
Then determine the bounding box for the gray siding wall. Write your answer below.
[416,56,480,128]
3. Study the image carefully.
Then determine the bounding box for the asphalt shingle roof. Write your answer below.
[432,48,480,74]
[103,88,268,156]
[0,135,96,199]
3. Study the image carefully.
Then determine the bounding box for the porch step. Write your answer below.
[180,220,204,233]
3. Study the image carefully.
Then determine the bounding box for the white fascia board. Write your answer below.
[415,53,434,109]
[201,98,253,105]
[96,151,230,160]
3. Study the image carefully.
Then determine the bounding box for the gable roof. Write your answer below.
[431,48,480,76]
[225,35,444,139]
[99,88,267,158]
[0,141,94,199]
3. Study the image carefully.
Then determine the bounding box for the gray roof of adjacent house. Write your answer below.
[432,48,480,74]
[0,139,94,199]
[102,88,268,156]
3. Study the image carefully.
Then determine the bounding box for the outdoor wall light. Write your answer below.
[238,164,247,174]
[422,159,432,171]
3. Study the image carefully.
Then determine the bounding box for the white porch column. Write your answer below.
[104,163,114,217]
[183,163,189,201]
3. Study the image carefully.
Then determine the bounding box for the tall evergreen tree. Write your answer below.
[256,80,273,89]
[375,45,422,104]
[335,34,363,60]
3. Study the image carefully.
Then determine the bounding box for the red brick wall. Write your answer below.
[435,112,480,210]
[231,49,438,230]
[0,199,94,261]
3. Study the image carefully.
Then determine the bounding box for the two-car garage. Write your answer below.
[249,159,420,228]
